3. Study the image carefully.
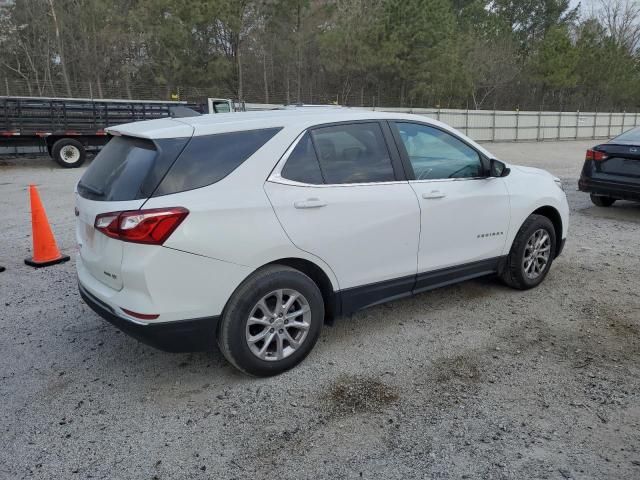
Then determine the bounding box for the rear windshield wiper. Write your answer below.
[78,181,104,197]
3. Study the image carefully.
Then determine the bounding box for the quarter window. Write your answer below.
[280,132,324,184]
[153,127,281,196]
[394,122,483,180]
[310,123,395,184]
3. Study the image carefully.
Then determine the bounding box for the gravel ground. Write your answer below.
[1,140,639,480]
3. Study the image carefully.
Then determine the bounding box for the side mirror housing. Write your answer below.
[490,158,510,177]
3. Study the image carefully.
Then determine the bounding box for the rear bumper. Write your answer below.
[79,281,218,352]
[579,175,640,202]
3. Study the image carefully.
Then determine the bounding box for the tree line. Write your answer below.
[0,0,639,111]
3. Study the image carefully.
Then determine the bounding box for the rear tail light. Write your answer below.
[586,149,607,161]
[94,207,188,245]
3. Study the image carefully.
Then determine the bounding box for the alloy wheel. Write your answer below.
[245,289,311,361]
[522,228,551,280]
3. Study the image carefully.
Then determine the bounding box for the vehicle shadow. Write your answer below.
[578,201,640,223]
[62,310,253,391]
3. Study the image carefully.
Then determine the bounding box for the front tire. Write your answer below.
[51,138,86,168]
[217,265,324,376]
[501,214,556,290]
[590,194,616,207]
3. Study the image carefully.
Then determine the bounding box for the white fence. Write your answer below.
[363,108,639,142]
[246,103,640,143]
[2,104,638,157]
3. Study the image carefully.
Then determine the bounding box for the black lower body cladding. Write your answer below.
[79,282,218,352]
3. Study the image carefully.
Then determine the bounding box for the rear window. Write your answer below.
[77,136,188,201]
[612,127,640,144]
[152,127,282,197]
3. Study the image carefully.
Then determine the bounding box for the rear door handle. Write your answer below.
[422,190,446,199]
[294,198,327,209]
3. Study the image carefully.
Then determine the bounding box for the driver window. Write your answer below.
[394,122,483,180]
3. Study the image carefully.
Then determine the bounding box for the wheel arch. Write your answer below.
[263,257,339,324]
[531,205,563,257]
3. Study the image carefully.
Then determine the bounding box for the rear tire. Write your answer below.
[217,265,324,377]
[590,194,616,207]
[501,214,556,290]
[51,138,86,168]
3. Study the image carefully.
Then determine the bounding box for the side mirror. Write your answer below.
[490,158,510,177]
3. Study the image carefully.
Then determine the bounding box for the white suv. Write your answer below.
[76,109,569,376]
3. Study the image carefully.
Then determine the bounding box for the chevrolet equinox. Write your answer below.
[76,109,569,376]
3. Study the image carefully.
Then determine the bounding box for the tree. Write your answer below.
[575,17,640,110]
[463,34,520,109]
[595,0,640,54]
[491,0,579,52]
[378,0,462,106]
[530,25,578,107]
[0,0,638,111]
[318,0,384,104]
[0,1,53,96]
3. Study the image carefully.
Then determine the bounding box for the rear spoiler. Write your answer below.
[106,118,194,140]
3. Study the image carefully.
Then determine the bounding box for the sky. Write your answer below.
[570,0,596,14]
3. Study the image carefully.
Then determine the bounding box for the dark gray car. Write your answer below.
[579,126,640,206]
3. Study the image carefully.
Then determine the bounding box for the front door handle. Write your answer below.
[294,198,327,209]
[422,190,446,199]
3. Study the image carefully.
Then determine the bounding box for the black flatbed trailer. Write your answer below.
[0,96,199,167]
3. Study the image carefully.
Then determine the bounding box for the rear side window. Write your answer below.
[280,132,324,184]
[310,123,395,184]
[77,136,188,201]
[153,127,282,196]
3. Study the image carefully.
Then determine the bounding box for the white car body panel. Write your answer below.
[77,245,252,322]
[75,193,145,291]
[409,177,511,272]
[143,177,341,291]
[264,180,420,289]
[142,128,341,291]
[501,166,570,253]
[77,109,569,330]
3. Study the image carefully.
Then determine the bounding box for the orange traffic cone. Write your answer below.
[24,185,70,268]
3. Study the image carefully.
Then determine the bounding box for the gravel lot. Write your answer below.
[1,140,639,480]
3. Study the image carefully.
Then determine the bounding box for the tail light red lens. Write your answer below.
[586,149,607,161]
[94,207,188,245]
[121,308,160,320]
